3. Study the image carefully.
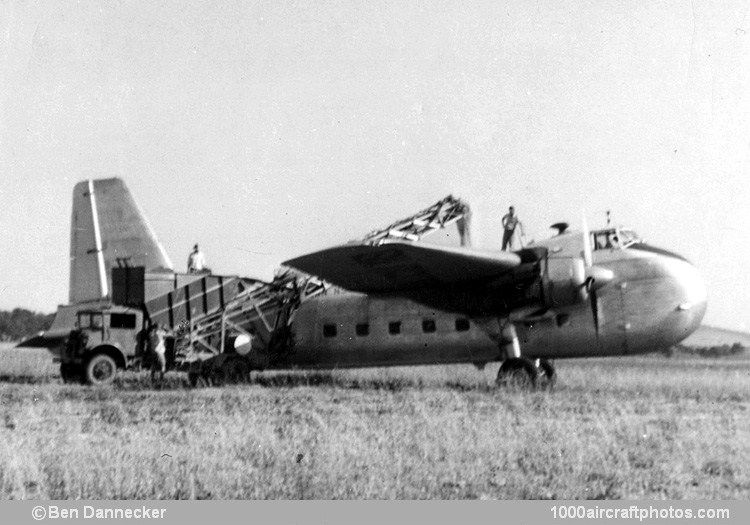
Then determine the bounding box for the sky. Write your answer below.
[0,1,748,331]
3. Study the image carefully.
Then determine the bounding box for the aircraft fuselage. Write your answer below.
[277,239,707,369]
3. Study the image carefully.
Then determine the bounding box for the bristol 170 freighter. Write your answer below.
[281,211,706,386]
[20,178,706,386]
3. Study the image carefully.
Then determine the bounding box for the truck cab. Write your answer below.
[61,305,146,384]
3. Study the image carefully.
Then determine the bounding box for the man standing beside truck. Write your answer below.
[148,324,167,382]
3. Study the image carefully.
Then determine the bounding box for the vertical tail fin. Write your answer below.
[69,178,173,303]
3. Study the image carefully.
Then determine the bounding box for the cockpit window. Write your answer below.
[591,228,641,250]
[618,229,641,247]
[592,230,619,250]
[593,232,611,250]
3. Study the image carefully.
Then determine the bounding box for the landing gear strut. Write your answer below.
[495,322,557,390]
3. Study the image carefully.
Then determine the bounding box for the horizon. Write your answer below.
[1,1,748,331]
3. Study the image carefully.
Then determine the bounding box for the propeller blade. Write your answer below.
[583,267,612,336]
[590,288,600,336]
[584,266,614,290]
[581,212,593,268]
[581,209,609,335]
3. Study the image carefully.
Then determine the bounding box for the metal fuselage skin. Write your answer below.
[280,233,707,369]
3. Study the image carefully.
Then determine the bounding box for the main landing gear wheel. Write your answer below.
[187,371,201,388]
[537,359,556,389]
[222,357,251,384]
[187,356,252,388]
[496,358,538,389]
[188,369,213,388]
[208,368,226,387]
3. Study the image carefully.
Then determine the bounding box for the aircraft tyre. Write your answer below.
[538,359,556,389]
[206,366,225,387]
[186,357,252,388]
[496,358,538,389]
[222,356,251,384]
[186,361,223,388]
[84,353,118,385]
[188,371,201,388]
[188,370,213,388]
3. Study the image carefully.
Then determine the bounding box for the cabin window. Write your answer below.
[422,319,436,333]
[355,323,369,336]
[110,313,137,329]
[323,324,337,337]
[388,321,401,335]
[455,318,470,332]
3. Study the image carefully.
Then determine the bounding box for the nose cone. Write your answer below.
[618,243,708,353]
[669,257,708,343]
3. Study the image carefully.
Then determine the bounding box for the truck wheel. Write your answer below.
[85,353,118,385]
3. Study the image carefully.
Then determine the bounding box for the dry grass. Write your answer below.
[0,343,748,500]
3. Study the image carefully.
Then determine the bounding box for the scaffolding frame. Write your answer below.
[361,194,471,245]
[173,270,328,360]
[164,195,471,363]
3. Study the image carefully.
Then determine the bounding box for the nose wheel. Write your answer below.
[496,358,556,389]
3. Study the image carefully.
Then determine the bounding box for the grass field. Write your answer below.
[0,342,748,500]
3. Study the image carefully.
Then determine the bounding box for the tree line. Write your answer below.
[0,309,55,342]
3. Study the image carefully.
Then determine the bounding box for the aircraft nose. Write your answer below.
[671,257,707,340]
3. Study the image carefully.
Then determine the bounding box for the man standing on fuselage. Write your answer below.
[187,243,206,273]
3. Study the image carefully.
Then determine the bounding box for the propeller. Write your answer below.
[581,212,613,335]
[581,214,593,268]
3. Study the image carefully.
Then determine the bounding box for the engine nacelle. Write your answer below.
[541,256,615,309]
[543,256,588,308]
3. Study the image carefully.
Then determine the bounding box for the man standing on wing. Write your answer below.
[501,206,525,251]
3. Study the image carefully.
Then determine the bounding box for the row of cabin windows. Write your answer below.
[322,318,471,338]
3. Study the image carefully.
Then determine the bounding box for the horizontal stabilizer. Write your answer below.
[15,332,68,349]
[284,241,520,293]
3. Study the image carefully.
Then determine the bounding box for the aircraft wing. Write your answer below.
[283,241,521,293]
